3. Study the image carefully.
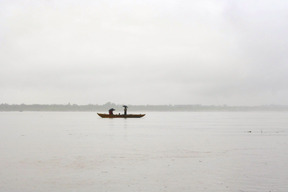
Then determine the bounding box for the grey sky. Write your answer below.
[1,0,288,105]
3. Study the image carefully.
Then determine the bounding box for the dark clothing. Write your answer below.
[109,109,114,115]
[123,105,128,115]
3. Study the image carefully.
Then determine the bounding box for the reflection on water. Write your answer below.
[0,112,288,192]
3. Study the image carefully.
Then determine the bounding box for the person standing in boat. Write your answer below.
[123,105,128,115]
[108,108,115,115]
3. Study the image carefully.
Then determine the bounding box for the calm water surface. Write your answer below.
[0,112,288,192]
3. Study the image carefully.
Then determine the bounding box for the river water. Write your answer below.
[0,112,288,192]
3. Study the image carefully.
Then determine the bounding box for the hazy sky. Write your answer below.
[1,0,288,105]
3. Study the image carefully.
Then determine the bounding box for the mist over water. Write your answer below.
[1,112,288,192]
[1,1,288,191]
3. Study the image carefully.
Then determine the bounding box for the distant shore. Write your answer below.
[1,103,288,112]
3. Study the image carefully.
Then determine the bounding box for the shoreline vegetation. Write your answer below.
[1,102,288,112]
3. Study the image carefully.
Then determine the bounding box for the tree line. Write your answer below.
[1,102,288,112]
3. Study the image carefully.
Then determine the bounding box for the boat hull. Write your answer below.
[97,113,145,118]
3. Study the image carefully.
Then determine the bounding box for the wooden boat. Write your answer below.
[97,113,145,118]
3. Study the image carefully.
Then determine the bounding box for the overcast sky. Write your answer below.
[1,0,288,105]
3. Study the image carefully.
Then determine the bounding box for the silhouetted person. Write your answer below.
[109,108,115,115]
[123,105,128,115]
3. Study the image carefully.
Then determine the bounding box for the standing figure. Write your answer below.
[108,108,115,115]
[123,105,128,115]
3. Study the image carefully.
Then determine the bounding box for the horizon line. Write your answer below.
[1,103,288,107]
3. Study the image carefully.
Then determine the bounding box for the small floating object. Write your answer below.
[97,113,145,118]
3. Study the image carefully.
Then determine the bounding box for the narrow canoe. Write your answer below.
[97,113,145,118]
